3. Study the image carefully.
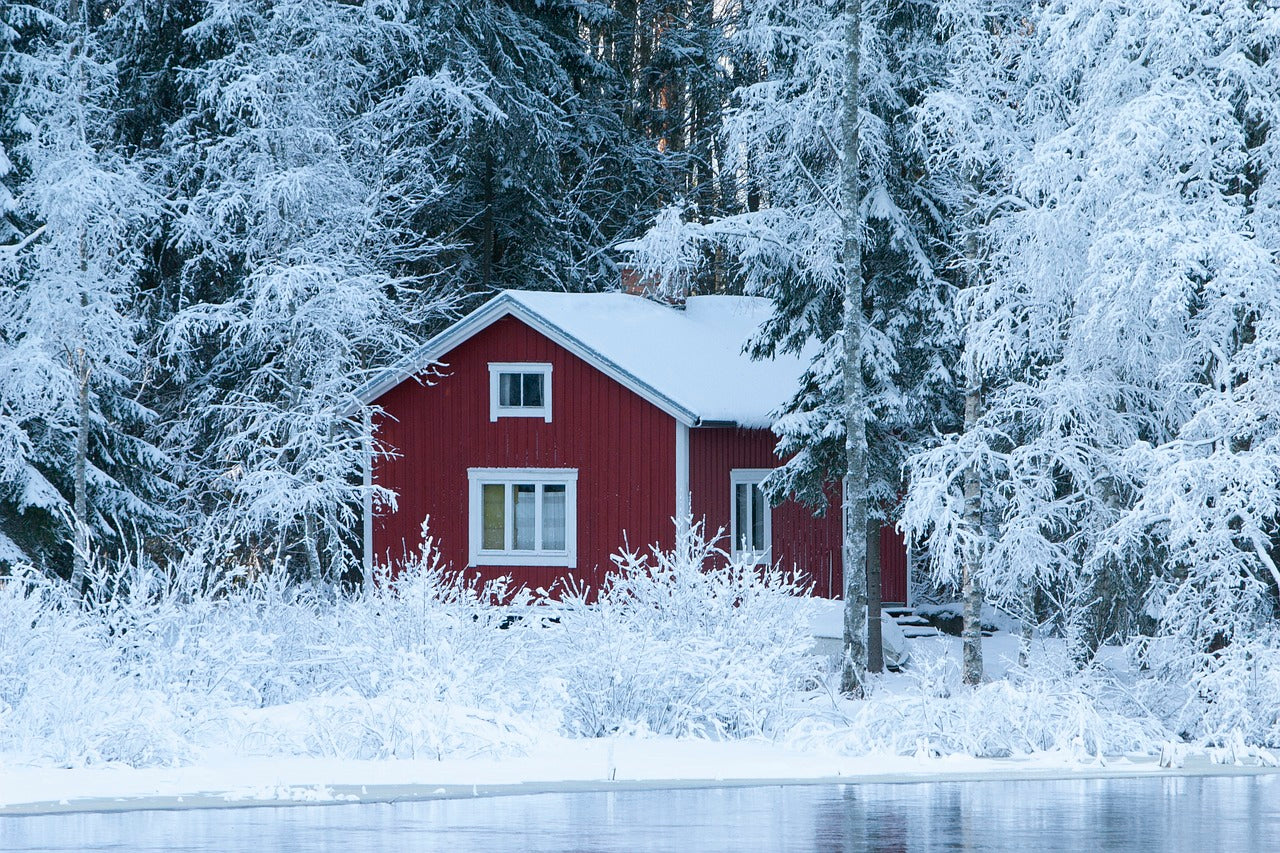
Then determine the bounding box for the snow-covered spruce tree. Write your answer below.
[0,135,17,246]
[624,0,953,692]
[160,0,482,582]
[0,1,172,582]
[102,1,204,155]
[392,0,672,295]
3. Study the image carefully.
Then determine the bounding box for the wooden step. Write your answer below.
[902,628,942,639]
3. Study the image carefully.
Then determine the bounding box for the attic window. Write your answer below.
[489,362,552,422]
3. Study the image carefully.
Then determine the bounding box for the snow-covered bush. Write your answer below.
[0,569,190,767]
[0,533,546,767]
[551,524,821,738]
[1134,632,1280,750]
[284,539,551,759]
[10,522,1279,771]
[789,646,1168,759]
[97,535,543,762]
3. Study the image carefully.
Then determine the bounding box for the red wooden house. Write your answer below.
[354,290,909,603]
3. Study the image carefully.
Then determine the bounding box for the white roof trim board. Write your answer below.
[351,290,812,428]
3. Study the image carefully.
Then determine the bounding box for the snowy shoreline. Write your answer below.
[4,742,1277,818]
[5,570,1276,822]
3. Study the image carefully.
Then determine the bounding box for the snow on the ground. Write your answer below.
[1,630,1269,816]
[4,728,1275,816]
[3,553,1273,818]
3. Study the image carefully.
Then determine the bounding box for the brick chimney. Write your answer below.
[619,264,687,305]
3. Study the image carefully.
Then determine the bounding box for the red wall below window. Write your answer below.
[370,316,677,597]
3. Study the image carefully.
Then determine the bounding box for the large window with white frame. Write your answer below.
[489,362,552,422]
[467,468,577,567]
[730,469,772,559]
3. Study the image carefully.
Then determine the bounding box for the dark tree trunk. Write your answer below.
[866,518,883,673]
[70,350,90,594]
[481,151,495,286]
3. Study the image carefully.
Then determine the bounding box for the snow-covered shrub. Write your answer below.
[788,645,1168,759]
[90,553,331,711]
[0,570,77,713]
[0,568,191,767]
[222,687,538,762]
[281,539,550,758]
[551,524,820,738]
[0,530,554,768]
[97,534,544,762]
[8,665,190,768]
[1134,632,1280,749]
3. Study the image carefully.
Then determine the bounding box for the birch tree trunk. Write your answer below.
[303,512,323,584]
[961,383,984,685]
[65,0,91,597]
[1018,579,1035,668]
[839,0,868,697]
[70,349,90,594]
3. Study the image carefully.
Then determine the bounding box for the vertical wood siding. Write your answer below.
[370,315,906,603]
[880,524,909,604]
[370,316,676,597]
[687,427,907,602]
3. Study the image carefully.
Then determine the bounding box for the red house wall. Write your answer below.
[880,525,908,605]
[370,314,908,603]
[370,315,677,595]
[689,427,844,597]
[687,426,908,603]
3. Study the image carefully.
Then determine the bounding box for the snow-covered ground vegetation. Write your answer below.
[0,528,817,770]
[549,525,819,739]
[3,525,1275,783]
[790,643,1168,760]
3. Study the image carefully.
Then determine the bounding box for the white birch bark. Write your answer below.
[839,0,868,697]
[961,382,984,685]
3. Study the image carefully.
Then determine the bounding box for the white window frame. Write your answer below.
[467,468,578,567]
[730,468,773,560]
[489,362,553,422]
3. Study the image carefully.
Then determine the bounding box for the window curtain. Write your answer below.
[542,485,566,550]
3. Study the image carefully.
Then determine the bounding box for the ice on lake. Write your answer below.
[4,775,1278,852]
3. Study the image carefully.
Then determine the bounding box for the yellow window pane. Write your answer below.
[482,483,505,550]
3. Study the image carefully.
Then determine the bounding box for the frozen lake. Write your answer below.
[4,774,1278,852]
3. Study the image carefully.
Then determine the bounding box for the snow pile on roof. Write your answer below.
[504,290,809,427]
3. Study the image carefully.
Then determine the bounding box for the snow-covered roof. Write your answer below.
[354,290,810,428]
